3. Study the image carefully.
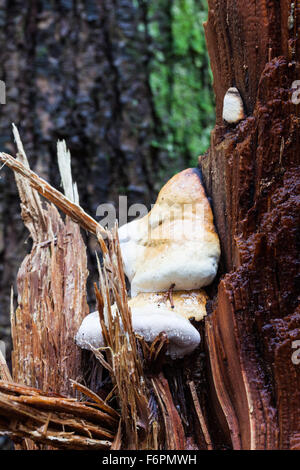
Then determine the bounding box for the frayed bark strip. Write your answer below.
[189,380,213,450]
[152,373,186,450]
[0,151,106,236]
[0,350,12,382]
[0,381,116,450]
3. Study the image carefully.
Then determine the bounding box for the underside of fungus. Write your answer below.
[76,290,208,359]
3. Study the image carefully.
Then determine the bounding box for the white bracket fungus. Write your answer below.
[75,293,203,360]
[118,168,220,297]
[222,87,245,124]
[76,168,220,359]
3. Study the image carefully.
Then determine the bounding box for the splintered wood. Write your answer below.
[11,209,89,396]
[0,133,205,450]
[94,228,158,450]
[0,151,105,237]
[151,373,186,450]
[0,380,117,450]
[0,350,12,382]
[202,0,300,450]
[0,142,162,450]
[9,134,89,397]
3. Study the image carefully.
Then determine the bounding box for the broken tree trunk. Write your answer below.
[201,0,300,449]
[0,146,198,450]
[11,134,89,397]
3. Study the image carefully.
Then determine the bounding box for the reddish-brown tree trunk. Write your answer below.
[201,0,300,449]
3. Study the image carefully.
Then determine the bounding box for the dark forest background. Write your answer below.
[0,0,214,370]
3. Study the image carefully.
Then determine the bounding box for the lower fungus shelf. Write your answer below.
[75,290,209,359]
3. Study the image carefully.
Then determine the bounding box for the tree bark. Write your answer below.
[0,0,159,342]
[200,0,300,450]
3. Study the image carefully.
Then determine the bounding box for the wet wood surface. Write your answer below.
[201,0,300,449]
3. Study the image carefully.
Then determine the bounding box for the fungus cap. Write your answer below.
[118,168,220,297]
[75,291,204,359]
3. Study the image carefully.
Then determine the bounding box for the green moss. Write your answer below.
[147,0,215,173]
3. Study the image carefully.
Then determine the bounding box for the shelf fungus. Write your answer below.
[76,168,220,358]
[222,87,245,124]
[118,168,220,297]
[76,290,208,359]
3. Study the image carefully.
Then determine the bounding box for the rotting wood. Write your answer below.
[152,373,186,450]
[0,137,191,450]
[9,134,90,397]
[189,380,213,450]
[5,130,91,449]
[0,151,106,237]
[201,0,300,450]
[0,380,116,450]
[93,226,158,450]
[0,350,12,382]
